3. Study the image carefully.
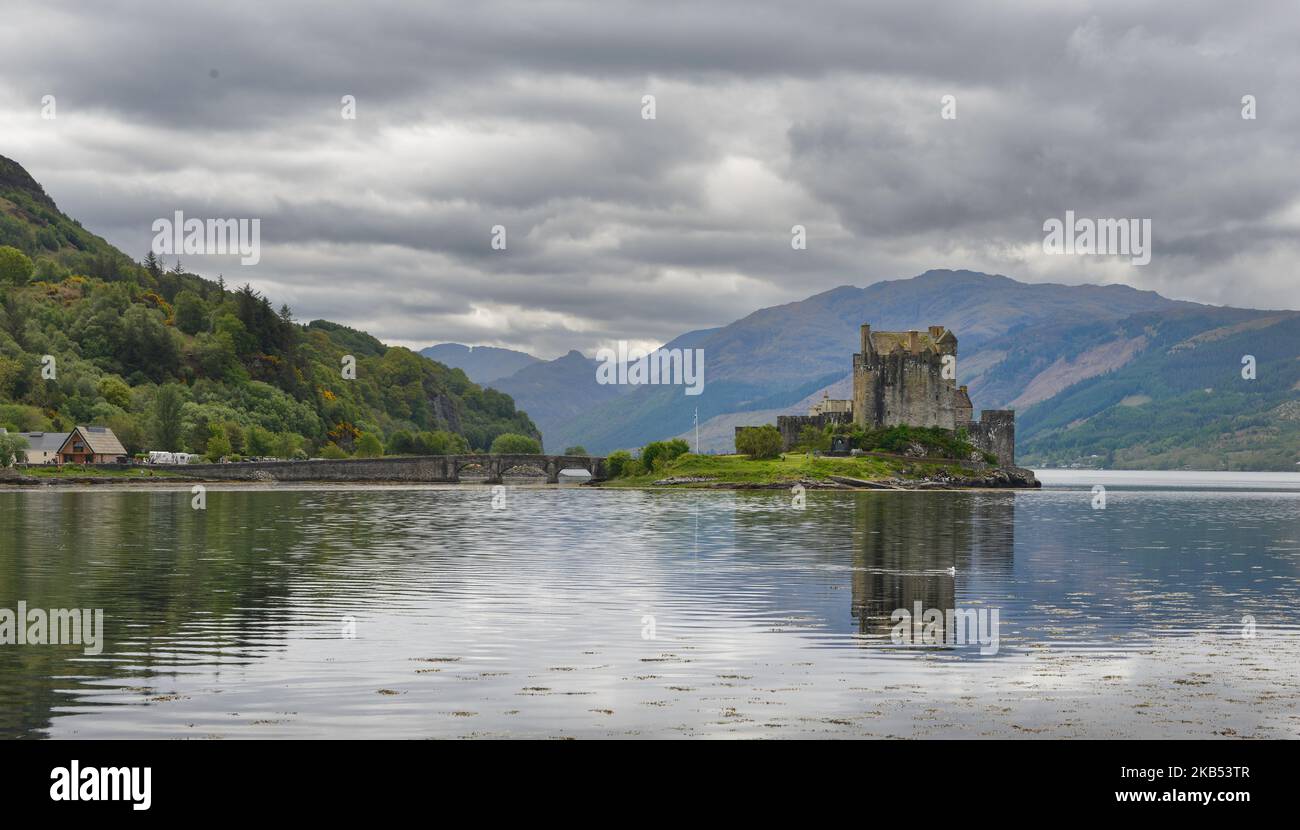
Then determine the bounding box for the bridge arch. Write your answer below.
[544,455,604,483]
[453,459,488,481]
[442,454,607,484]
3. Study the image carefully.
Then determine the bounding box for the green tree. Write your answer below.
[247,425,276,457]
[97,375,132,410]
[107,413,147,455]
[0,246,34,285]
[319,443,349,459]
[151,384,185,451]
[275,431,304,459]
[563,445,588,455]
[205,428,232,462]
[386,430,414,455]
[223,421,245,455]
[405,430,469,455]
[620,458,646,477]
[443,431,470,453]
[412,431,447,455]
[490,433,542,454]
[194,330,243,380]
[735,425,782,460]
[0,356,26,400]
[173,289,209,335]
[0,403,51,432]
[641,438,689,470]
[606,449,632,477]
[143,250,163,282]
[0,433,29,466]
[355,432,384,457]
[119,304,181,381]
[797,424,831,453]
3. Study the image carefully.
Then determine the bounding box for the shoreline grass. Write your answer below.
[16,465,183,480]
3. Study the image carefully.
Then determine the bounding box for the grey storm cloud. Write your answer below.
[1,0,1297,358]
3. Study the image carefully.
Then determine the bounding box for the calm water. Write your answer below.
[2,473,1299,738]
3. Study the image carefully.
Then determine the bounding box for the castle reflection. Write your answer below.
[849,492,1015,638]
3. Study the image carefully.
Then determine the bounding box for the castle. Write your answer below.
[770,323,1016,465]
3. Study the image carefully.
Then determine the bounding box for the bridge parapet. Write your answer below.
[156,454,607,484]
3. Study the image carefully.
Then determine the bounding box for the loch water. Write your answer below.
[2,471,1298,738]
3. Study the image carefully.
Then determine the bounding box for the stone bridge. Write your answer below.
[443,453,607,484]
[137,454,607,484]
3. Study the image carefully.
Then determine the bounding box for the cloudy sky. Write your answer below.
[2,0,1297,357]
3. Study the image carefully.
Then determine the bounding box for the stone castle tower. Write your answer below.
[764,322,1017,465]
[852,324,970,429]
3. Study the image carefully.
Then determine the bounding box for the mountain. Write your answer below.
[0,154,539,456]
[481,269,1296,470]
[1007,308,1299,469]
[418,343,540,385]
[485,326,723,452]
[524,270,1187,450]
[0,155,140,282]
[485,350,632,452]
[15,144,1285,469]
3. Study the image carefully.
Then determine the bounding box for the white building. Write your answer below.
[15,431,72,464]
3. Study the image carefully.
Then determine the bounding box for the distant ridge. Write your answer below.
[418,343,541,385]
[476,269,1298,470]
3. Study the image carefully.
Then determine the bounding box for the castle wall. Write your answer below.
[852,353,875,428]
[878,352,957,430]
[955,392,973,425]
[854,351,958,430]
[769,412,852,452]
[964,410,1015,466]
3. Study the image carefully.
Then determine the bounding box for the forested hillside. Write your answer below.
[1013,309,1300,469]
[0,155,539,459]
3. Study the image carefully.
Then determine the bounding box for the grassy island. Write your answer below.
[596,426,1036,489]
[599,451,1013,489]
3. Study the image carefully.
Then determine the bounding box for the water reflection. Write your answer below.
[1,483,1298,738]
[850,493,1014,639]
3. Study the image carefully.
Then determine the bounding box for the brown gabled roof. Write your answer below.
[62,426,127,457]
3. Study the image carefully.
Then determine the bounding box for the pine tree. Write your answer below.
[143,250,162,279]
